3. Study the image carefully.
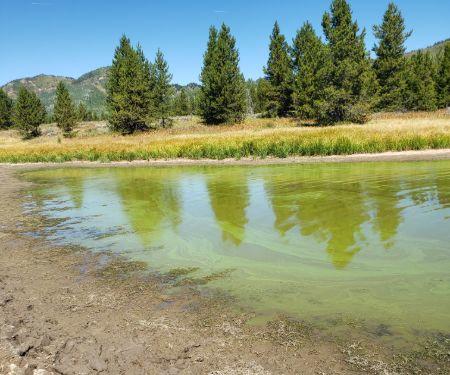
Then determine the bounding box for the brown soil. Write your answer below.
[0,165,446,375]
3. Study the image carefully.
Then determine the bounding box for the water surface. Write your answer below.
[23,161,450,345]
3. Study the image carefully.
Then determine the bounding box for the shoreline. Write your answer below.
[2,149,450,169]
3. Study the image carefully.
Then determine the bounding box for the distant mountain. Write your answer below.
[2,67,199,115]
[406,38,449,58]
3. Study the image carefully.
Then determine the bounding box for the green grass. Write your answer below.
[0,114,449,163]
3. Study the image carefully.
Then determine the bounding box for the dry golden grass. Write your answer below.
[0,112,449,163]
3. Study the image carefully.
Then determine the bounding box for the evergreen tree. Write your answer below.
[320,0,377,124]
[77,102,89,121]
[107,35,153,134]
[263,22,294,117]
[436,42,450,108]
[54,81,77,136]
[152,49,173,127]
[373,2,412,111]
[0,89,13,128]
[406,51,437,111]
[199,24,247,124]
[12,86,46,139]
[173,89,190,116]
[291,22,330,119]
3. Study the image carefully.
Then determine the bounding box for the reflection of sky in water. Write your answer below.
[24,162,450,343]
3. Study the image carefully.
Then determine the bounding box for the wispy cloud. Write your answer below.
[31,2,52,5]
[214,10,227,14]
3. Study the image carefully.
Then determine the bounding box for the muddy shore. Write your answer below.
[0,157,449,374]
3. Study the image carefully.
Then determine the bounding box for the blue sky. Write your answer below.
[1,0,449,86]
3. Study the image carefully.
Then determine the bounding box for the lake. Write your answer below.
[23,161,450,346]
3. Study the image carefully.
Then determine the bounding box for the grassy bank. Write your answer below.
[0,112,449,163]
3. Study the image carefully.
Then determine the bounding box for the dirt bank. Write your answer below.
[0,166,447,374]
[2,149,450,169]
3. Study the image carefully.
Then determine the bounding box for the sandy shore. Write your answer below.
[0,161,448,374]
[1,149,449,169]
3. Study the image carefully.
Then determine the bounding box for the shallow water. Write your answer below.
[23,161,450,345]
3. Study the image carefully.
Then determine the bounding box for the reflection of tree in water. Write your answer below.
[369,179,403,250]
[65,177,84,209]
[266,166,371,269]
[400,167,450,211]
[27,169,87,210]
[434,172,450,209]
[206,169,249,246]
[297,182,369,269]
[114,169,181,246]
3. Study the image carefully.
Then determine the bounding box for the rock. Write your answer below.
[39,335,52,347]
[33,370,52,375]
[24,364,37,375]
[17,341,34,356]
[0,294,13,307]
[89,357,107,372]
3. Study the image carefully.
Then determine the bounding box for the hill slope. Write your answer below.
[2,68,109,114]
[406,38,449,58]
[2,67,200,115]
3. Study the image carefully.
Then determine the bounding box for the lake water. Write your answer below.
[23,161,450,346]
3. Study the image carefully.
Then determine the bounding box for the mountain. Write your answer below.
[406,38,449,58]
[1,67,199,115]
[2,68,109,114]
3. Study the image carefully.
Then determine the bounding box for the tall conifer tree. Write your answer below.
[12,86,46,139]
[77,102,89,121]
[107,35,153,134]
[263,22,294,117]
[0,89,13,128]
[291,22,330,119]
[54,81,77,136]
[406,51,437,111]
[320,0,377,124]
[199,24,246,124]
[152,49,173,127]
[373,3,411,111]
[173,89,190,116]
[436,42,450,108]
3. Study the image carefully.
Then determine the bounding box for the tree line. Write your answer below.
[251,1,449,123]
[0,0,449,138]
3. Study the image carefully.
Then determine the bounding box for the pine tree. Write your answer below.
[263,22,294,117]
[0,89,13,128]
[320,0,377,124]
[199,24,247,124]
[405,51,437,111]
[107,35,153,134]
[373,3,412,111]
[436,42,450,108]
[54,81,77,136]
[152,49,173,127]
[173,89,190,116]
[199,26,220,123]
[12,86,46,139]
[77,102,89,121]
[291,22,330,119]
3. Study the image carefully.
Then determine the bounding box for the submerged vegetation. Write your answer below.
[0,113,448,163]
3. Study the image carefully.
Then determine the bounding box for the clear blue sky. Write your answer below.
[1,0,449,86]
